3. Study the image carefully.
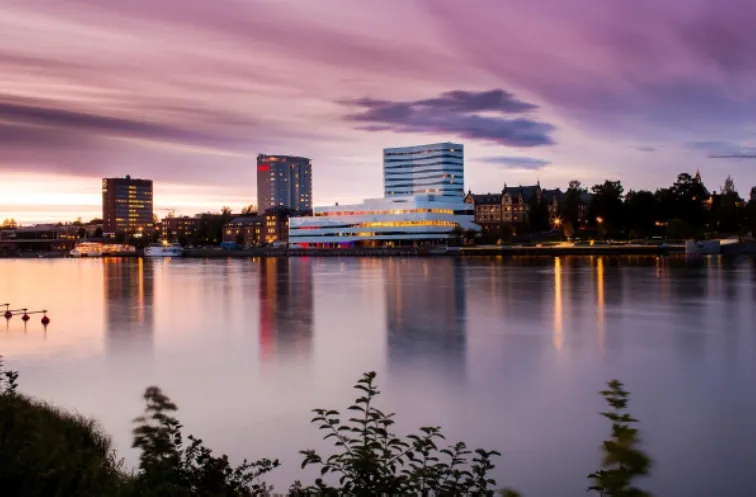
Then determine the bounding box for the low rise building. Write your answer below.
[222,208,292,247]
[465,183,586,236]
[288,195,478,247]
[161,216,201,241]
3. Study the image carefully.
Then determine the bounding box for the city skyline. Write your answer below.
[2,0,756,223]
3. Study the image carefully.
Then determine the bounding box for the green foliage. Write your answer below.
[0,356,124,497]
[624,191,658,238]
[527,194,551,232]
[561,180,586,228]
[130,386,279,497]
[2,355,660,497]
[588,380,652,497]
[665,218,687,240]
[295,371,514,496]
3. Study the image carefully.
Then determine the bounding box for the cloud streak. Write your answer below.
[342,90,555,147]
[478,156,552,170]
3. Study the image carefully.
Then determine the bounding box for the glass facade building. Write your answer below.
[383,142,464,198]
[102,175,154,234]
[288,195,477,246]
[257,154,312,212]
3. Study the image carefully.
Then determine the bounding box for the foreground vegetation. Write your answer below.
[0,356,652,496]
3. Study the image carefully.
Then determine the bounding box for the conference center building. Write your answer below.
[288,195,477,247]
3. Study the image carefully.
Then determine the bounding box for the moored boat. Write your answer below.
[144,242,184,257]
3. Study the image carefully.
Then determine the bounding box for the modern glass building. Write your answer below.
[257,154,312,212]
[383,142,464,198]
[102,175,154,235]
[288,195,478,247]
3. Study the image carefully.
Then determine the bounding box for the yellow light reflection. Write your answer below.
[597,257,605,350]
[553,257,563,351]
[137,258,144,323]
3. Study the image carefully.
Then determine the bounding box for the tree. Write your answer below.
[589,181,625,235]
[241,204,257,215]
[712,175,743,234]
[77,227,87,239]
[1,218,18,230]
[527,194,551,232]
[588,380,652,497]
[561,180,586,228]
[671,173,708,234]
[131,386,278,496]
[746,187,756,236]
[624,190,658,239]
[449,225,464,245]
[94,227,104,238]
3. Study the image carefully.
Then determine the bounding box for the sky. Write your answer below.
[2,0,756,223]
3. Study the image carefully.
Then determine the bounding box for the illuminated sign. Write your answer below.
[258,164,270,172]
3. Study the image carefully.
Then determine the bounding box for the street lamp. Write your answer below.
[596,216,604,225]
[554,217,562,227]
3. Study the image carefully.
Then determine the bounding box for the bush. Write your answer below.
[0,358,124,497]
[1,355,653,496]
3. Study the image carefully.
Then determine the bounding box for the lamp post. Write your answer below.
[596,217,605,240]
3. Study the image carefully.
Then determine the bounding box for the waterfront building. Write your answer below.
[288,195,478,247]
[257,154,312,212]
[102,175,154,235]
[383,142,464,198]
[464,183,581,236]
[161,216,201,241]
[223,207,292,247]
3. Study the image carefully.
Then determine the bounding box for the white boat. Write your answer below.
[70,242,104,257]
[144,242,184,258]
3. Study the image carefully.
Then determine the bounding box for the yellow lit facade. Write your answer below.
[102,176,154,235]
[290,195,479,246]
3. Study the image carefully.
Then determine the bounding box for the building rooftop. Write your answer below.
[383,142,463,153]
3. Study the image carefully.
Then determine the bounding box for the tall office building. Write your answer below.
[102,175,154,234]
[257,154,312,212]
[383,142,464,198]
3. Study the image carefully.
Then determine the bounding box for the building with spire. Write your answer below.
[464,183,589,237]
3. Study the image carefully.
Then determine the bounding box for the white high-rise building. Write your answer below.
[383,142,464,198]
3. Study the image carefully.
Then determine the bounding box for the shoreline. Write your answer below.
[9,242,756,259]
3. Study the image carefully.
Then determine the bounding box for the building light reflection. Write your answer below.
[597,257,605,350]
[553,257,563,351]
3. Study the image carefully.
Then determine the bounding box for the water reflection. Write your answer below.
[553,257,563,351]
[596,257,605,350]
[384,258,467,380]
[103,258,153,355]
[2,256,756,497]
[258,258,313,362]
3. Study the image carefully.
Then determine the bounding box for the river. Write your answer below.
[1,256,755,496]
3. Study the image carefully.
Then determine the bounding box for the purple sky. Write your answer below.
[2,0,756,222]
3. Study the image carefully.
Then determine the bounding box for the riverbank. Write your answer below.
[184,243,683,258]
[11,241,756,259]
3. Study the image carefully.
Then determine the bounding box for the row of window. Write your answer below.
[293,220,459,231]
[314,208,469,217]
[384,149,460,157]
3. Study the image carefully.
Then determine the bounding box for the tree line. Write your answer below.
[528,173,756,240]
[1,356,653,496]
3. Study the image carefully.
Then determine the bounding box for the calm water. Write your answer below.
[2,256,756,496]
